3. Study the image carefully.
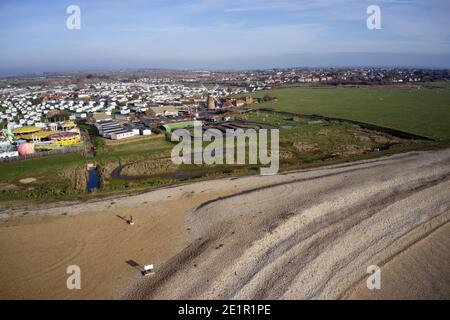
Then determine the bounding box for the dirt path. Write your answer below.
[0,149,449,299]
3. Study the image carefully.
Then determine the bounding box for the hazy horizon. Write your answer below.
[2,52,449,77]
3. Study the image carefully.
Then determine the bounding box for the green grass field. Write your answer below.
[250,86,450,140]
[0,153,84,181]
[95,136,173,162]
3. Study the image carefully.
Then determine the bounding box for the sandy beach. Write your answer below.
[0,149,449,300]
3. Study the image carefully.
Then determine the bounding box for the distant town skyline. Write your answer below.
[1,0,449,75]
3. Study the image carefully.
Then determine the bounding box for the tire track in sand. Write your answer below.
[122,149,450,300]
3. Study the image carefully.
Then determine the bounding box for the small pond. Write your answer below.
[87,169,100,191]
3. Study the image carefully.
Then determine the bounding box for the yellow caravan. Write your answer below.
[48,132,81,146]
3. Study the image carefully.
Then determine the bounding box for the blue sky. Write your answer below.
[0,0,449,73]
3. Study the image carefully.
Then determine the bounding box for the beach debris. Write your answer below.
[142,264,154,276]
[19,178,37,184]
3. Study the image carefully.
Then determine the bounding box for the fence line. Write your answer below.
[0,146,85,163]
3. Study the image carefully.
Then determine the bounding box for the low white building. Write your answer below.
[95,120,135,140]
[110,131,135,140]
